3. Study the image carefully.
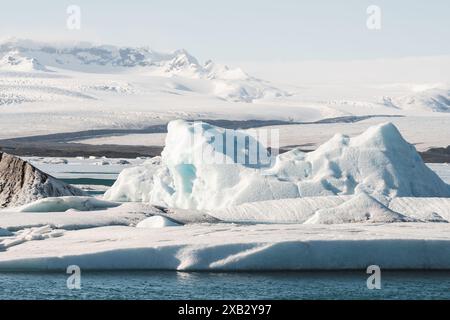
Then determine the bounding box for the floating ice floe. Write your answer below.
[93,160,111,166]
[116,160,131,165]
[0,225,64,251]
[14,196,120,213]
[2,223,450,270]
[105,120,450,210]
[42,158,68,165]
[0,202,160,232]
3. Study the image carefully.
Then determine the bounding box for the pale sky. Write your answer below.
[0,0,449,63]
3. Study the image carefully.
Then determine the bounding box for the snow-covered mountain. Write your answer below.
[0,51,50,72]
[379,87,450,112]
[395,88,450,112]
[0,39,287,102]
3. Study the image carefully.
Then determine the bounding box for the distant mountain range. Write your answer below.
[0,38,288,102]
[0,35,449,148]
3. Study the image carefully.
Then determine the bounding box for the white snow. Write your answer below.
[210,196,349,224]
[210,196,450,224]
[389,197,450,222]
[0,39,287,104]
[136,216,182,228]
[105,120,450,210]
[388,88,450,112]
[303,193,413,224]
[0,51,50,72]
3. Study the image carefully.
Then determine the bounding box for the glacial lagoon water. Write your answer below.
[0,271,449,300]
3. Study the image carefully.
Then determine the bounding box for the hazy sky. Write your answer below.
[1,0,449,63]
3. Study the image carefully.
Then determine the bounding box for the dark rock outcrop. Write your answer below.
[0,152,85,208]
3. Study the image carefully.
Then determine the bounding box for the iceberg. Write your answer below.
[0,152,86,208]
[105,120,450,210]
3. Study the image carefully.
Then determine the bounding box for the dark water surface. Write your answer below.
[1,271,449,300]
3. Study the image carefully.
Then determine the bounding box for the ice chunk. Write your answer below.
[42,158,68,165]
[104,157,163,203]
[136,216,182,228]
[0,225,64,250]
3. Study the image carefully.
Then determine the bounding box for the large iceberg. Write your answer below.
[105,120,450,210]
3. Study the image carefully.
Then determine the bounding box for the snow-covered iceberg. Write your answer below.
[105,120,450,210]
